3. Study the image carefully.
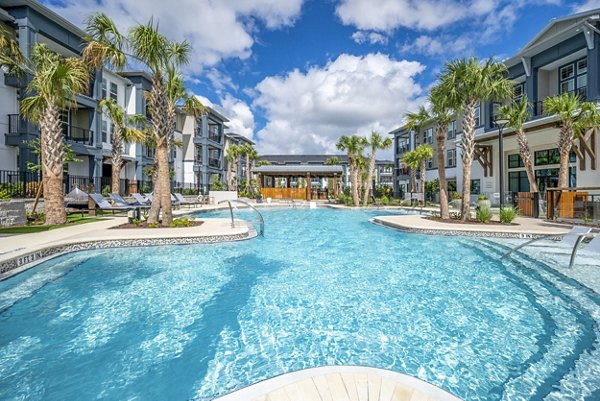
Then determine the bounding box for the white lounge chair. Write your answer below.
[174,193,201,208]
[503,226,593,268]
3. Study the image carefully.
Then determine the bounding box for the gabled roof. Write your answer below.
[1,0,85,38]
[505,8,600,67]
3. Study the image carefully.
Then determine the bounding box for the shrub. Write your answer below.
[476,207,493,223]
[400,200,409,206]
[147,223,159,228]
[389,197,400,206]
[102,185,110,197]
[478,194,488,201]
[499,206,518,224]
[132,218,141,226]
[452,192,462,200]
[0,189,11,201]
[170,217,190,228]
[380,196,389,205]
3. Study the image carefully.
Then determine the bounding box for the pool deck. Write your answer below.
[214,366,462,401]
[373,214,571,238]
[0,209,252,280]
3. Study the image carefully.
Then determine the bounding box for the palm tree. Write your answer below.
[225,145,239,191]
[413,144,433,202]
[82,13,127,71]
[429,85,456,219]
[129,19,191,226]
[362,131,392,206]
[98,98,146,194]
[543,92,600,188]
[401,150,419,201]
[336,135,366,206]
[498,95,538,193]
[325,156,342,165]
[0,25,26,76]
[437,57,513,220]
[405,106,429,137]
[20,44,90,225]
[243,145,258,193]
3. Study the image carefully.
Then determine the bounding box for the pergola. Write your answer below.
[253,165,344,201]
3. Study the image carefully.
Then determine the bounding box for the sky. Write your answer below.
[44,0,600,158]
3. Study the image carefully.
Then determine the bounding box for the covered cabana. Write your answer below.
[253,165,344,201]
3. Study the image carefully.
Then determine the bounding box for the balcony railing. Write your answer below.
[7,114,21,134]
[208,132,221,143]
[62,123,93,146]
[533,87,587,117]
[208,157,220,168]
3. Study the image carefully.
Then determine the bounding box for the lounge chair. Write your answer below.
[109,193,146,207]
[174,193,201,208]
[89,193,143,219]
[503,226,593,268]
[131,193,150,205]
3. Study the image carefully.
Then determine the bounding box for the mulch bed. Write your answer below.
[112,221,204,229]
[423,216,519,226]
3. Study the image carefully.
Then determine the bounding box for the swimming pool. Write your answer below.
[0,208,599,400]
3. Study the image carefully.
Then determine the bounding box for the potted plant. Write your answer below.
[450,192,462,210]
[477,194,491,210]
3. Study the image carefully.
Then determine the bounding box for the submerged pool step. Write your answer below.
[472,239,600,400]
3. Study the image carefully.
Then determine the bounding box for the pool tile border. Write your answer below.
[0,231,255,280]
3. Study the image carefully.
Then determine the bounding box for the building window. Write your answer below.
[110,82,118,101]
[470,179,481,194]
[513,83,524,102]
[195,145,202,163]
[426,157,434,169]
[474,102,481,126]
[534,149,561,166]
[102,120,108,143]
[397,139,409,153]
[425,128,433,144]
[509,171,530,193]
[447,120,456,139]
[447,180,457,192]
[447,149,456,167]
[560,58,587,98]
[101,79,107,98]
[508,154,524,168]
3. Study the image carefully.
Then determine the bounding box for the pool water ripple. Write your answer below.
[0,208,599,401]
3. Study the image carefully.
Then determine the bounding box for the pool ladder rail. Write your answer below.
[218,199,265,237]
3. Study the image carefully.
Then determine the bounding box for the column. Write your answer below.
[306,173,311,201]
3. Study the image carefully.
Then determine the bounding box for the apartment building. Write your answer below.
[179,107,228,192]
[0,0,230,196]
[391,8,600,203]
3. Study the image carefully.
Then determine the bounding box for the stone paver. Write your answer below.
[213,366,462,401]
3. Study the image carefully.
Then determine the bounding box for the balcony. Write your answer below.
[62,123,93,146]
[208,158,220,168]
[533,87,587,117]
[208,131,222,144]
[7,114,22,134]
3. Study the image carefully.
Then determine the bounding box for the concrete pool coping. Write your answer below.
[372,215,572,239]
[0,215,254,280]
[213,366,463,401]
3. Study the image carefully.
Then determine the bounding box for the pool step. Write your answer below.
[472,239,600,400]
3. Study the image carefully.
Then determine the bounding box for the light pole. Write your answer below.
[494,117,510,209]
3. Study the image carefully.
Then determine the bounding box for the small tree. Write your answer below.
[414,144,433,202]
[362,131,392,206]
[336,135,367,206]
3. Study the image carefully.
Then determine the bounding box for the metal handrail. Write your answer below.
[502,232,590,268]
[218,199,264,236]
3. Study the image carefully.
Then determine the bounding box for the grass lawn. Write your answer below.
[0,214,107,235]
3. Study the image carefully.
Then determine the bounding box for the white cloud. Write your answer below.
[351,31,389,45]
[401,34,471,57]
[195,94,255,141]
[335,0,498,31]
[253,53,425,155]
[572,0,600,12]
[46,0,304,72]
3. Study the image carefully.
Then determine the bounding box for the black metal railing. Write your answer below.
[62,123,93,145]
[533,87,588,117]
[208,158,220,168]
[0,170,40,198]
[173,182,202,195]
[7,114,21,134]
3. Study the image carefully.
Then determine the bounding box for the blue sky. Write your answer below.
[46,0,599,156]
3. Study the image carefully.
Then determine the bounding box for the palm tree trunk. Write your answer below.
[436,125,449,219]
[157,140,172,226]
[147,74,169,224]
[349,158,359,206]
[557,126,573,188]
[234,159,239,191]
[362,155,376,206]
[515,128,538,193]
[40,103,66,225]
[410,169,417,194]
[111,126,123,195]
[419,160,426,205]
[245,156,250,193]
[460,99,477,221]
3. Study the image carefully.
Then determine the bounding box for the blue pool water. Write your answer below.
[0,208,599,401]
